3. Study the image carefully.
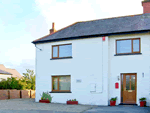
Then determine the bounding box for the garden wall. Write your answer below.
[0,90,35,100]
[0,90,9,100]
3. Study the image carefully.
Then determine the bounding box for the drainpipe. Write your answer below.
[93,37,103,93]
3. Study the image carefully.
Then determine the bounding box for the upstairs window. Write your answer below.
[52,44,72,58]
[116,38,140,54]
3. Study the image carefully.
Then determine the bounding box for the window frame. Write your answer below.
[51,75,71,92]
[52,43,72,59]
[116,38,141,55]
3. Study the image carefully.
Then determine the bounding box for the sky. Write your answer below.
[0,0,143,75]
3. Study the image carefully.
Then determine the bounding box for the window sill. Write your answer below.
[114,53,142,56]
[50,57,72,60]
[49,91,72,93]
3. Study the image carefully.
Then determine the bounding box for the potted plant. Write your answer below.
[39,91,53,103]
[110,97,117,106]
[139,97,146,107]
[67,99,78,105]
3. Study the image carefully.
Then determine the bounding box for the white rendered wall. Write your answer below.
[35,37,109,105]
[0,74,11,81]
[108,32,150,106]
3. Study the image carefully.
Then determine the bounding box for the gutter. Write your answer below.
[32,30,150,44]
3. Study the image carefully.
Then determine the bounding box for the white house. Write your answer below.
[32,1,150,106]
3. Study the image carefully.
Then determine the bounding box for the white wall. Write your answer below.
[35,36,109,105]
[35,32,150,106]
[108,32,150,106]
[0,74,11,81]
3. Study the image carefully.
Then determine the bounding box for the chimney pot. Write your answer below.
[50,22,56,34]
[52,22,55,29]
[142,1,150,14]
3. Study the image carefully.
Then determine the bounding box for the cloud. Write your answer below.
[35,0,143,30]
[96,0,143,17]
[35,0,97,30]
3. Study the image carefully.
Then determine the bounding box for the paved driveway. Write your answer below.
[0,99,97,113]
[84,105,150,113]
[0,99,150,113]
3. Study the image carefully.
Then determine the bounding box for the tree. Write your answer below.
[22,69,35,90]
[23,69,35,79]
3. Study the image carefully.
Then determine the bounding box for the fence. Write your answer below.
[0,89,35,100]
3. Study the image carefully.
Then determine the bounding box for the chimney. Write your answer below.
[142,0,150,14]
[50,22,56,34]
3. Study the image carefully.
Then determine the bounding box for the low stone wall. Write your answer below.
[0,89,35,100]
[9,89,21,99]
[0,90,9,100]
[30,90,35,98]
[21,90,30,98]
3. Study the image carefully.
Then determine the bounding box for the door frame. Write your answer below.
[120,73,137,104]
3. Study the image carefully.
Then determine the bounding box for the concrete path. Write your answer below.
[83,105,150,113]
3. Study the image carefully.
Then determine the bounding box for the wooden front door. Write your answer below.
[123,73,137,104]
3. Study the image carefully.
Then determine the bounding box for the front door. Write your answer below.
[123,73,137,104]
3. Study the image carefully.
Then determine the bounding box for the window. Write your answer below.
[116,38,140,54]
[52,75,71,92]
[52,44,72,58]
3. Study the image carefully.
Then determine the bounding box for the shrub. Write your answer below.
[68,99,77,101]
[40,91,53,102]
[110,97,117,101]
[139,97,146,101]
[0,69,35,90]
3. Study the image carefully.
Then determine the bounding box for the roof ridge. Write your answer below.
[32,22,80,43]
[6,68,16,70]
[80,13,143,23]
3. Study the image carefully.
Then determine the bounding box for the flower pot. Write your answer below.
[66,101,78,105]
[110,101,116,106]
[39,100,50,103]
[140,101,146,107]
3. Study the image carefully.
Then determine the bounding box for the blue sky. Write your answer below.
[0,0,143,75]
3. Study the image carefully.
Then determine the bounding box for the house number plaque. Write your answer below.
[76,79,81,83]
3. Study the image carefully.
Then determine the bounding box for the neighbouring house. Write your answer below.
[32,1,150,106]
[0,69,12,81]
[0,64,22,80]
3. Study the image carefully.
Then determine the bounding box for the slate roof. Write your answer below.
[0,69,12,75]
[32,13,150,44]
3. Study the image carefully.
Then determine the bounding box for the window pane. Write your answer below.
[117,40,131,54]
[53,77,58,90]
[131,75,135,90]
[133,39,139,52]
[126,75,130,90]
[53,46,58,57]
[59,76,70,90]
[59,45,72,57]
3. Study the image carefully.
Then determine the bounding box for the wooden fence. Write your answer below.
[0,89,35,100]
